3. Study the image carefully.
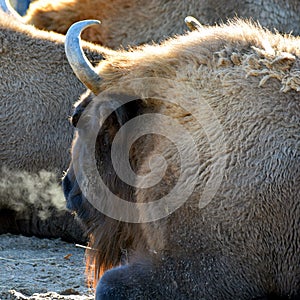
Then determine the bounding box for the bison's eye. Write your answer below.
[71,107,83,127]
[71,93,93,128]
[71,105,92,129]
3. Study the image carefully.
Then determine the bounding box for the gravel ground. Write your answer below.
[0,234,94,300]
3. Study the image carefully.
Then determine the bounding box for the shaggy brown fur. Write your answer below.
[24,0,300,48]
[63,20,300,298]
[0,11,105,241]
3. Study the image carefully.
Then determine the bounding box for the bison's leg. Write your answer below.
[95,262,181,300]
[95,254,281,299]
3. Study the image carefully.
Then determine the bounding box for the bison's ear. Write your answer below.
[71,92,93,128]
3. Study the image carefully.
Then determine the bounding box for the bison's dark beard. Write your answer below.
[63,159,143,287]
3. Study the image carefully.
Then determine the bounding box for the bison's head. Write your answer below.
[62,85,147,287]
[63,103,145,284]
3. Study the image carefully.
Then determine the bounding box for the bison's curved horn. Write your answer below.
[0,0,24,22]
[185,16,203,31]
[65,20,102,95]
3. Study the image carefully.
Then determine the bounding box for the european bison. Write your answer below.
[23,0,300,48]
[63,19,300,298]
[0,10,105,242]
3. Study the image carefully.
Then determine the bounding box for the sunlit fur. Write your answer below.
[25,0,300,48]
[64,20,300,298]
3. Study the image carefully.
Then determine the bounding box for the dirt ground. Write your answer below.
[0,234,95,300]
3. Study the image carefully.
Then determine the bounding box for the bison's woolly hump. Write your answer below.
[63,20,300,299]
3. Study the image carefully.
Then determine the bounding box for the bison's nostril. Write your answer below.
[62,173,72,198]
[62,173,84,213]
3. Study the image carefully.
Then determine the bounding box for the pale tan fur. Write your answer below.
[94,20,300,91]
